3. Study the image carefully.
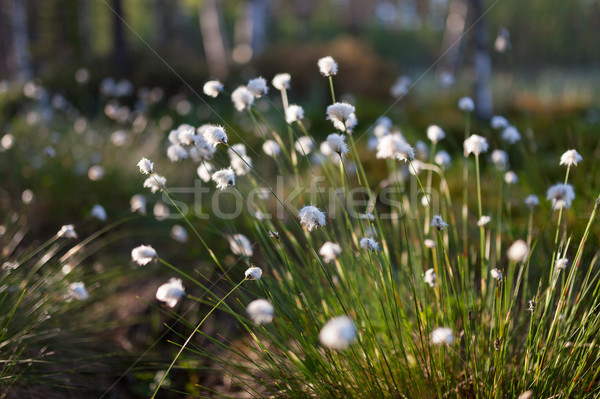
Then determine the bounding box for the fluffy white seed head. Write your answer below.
[318,56,338,76]
[327,102,357,132]
[464,134,489,156]
[546,183,575,210]
[427,125,446,144]
[504,171,518,185]
[430,327,454,345]
[212,167,236,190]
[458,96,474,112]
[167,144,189,162]
[424,269,437,287]
[130,194,146,215]
[319,242,342,263]
[271,73,291,91]
[245,266,262,280]
[319,316,357,350]
[525,194,539,209]
[247,77,269,97]
[203,80,223,98]
[231,86,255,111]
[57,224,78,239]
[68,282,89,300]
[197,162,215,182]
[91,204,107,221]
[390,76,412,98]
[143,174,166,193]
[298,205,326,232]
[138,157,153,174]
[360,237,380,252]
[228,234,253,257]
[285,104,304,124]
[560,149,582,167]
[477,215,491,227]
[156,278,185,308]
[326,133,348,155]
[491,149,508,170]
[508,239,529,263]
[376,134,414,162]
[491,115,509,129]
[434,150,451,168]
[131,245,158,266]
[170,225,188,243]
[424,239,436,249]
[431,215,448,231]
[501,126,521,144]
[294,136,314,154]
[202,125,228,147]
[490,268,503,280]
[247,299,275,324]
[230,155,252,176]
[262,140,281,158]
[556,257,569,270]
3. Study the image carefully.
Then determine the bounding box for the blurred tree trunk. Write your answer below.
[199,0,228,79]
[154,0,168,47]
[78,0,92,60]
[468,0,493,119]
[112,0,129,75]
[0,0,33,81]
[438,0,467,80]
[233,0,270,64]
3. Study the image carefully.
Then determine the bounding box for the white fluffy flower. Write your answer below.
[434,150,451,168]
[197,162,215,182]
[154,202,169,221]
[504,171,518,185]
[230,155,252,176]
[376,134,414,162]
[390,76,412,98]
[546,183,575,210]
[556,257,569,270]
[130,194,147,215]
[131,245,158,266]
[167,144,189,162]
[138,157,153,174]
[464,134,489,156]
[458,96,474,112]
[245,266,262,280]
[525,194,539,209]
[202,125,228,147]
[156,278,185,308]
[415,140,429,160]
[359,237,380,252]
[231,86,255,111]
[424,269,437,287]
[272,73,291,90]
[319,242,342,263]
[247,299,275,324]
[247,77,269,97]
[427,125,445,144]
[424,239,436,249]
[430,327,454,345]
[203,80,223,98]
[68,282,89,300]
[508,239,529,263]
[298,205,326,232]
[57,224,78,239]
[295,136,314,154]
[501,126,521,144]
[491,115,509,129]
[228,234,253,257]
[327,102,357,132]
[431,215,448,231]
[490,268,503,280]
[285,104,304,123]
[143,174,166,193]
[91,204,107,221]
[491,149,508,170]
[326,133,348,155]
[212,167,236,190]
[317,56,338,76]
[319,316,357,350]
[262,140,281,158]
[170,225,188,243]
[560,149,582,167]
[477,215,491,227]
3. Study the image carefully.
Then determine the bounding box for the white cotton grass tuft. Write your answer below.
[88,165,104,181]
[426,125,445,144]
[319,242,342,263]
[319,316,357,350]
[560,149,582,167]
[245,266,262,280]
[359,237,380,252]
[298,205,327,232]
[501,126,521,144]
[431,215,448,231]
[230,155,252,176]
[167,144,188,162]
[508,239,529,263]
[130,194,147,215]
[295,136,314,154]
[91,204,107,221]
[477,215,491,227]
[390,76,412,98]
[203,80,223,98]
[415,141,429,160]
[326,102,357,132]
[490,268,503,281]
[197,162,215,182]
[143,174,166,193]
[504,171,518,185]
[458,96,474,112]
[491,115,509,129]
[131,245,158,266]
[138,157,154,174]
[228,234,254,257]
[262,140,281,158]
[212,167,236,190]
[247,77,269,98]
[326,134,348,156]
[556,257,569,270]
[271,73,291,91]
[424,269,437,287]
[434,150,451,169]
[156,278,185,308]
[285,104,304,124]
[424,239,436,249]
[546,183,575,210]
[231,86,255,111]
[57,224,78,239]
[170,225,188,243]
[246,299,275,325]
[525,194,539,209]
[491,149,508,170]
[317,56,338,76]
[68,282,89,300]
[430,327,454,345]
[376,134,414,162]
[464,134,489,156]
[202,125,228,147]
[153,202,169,221]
